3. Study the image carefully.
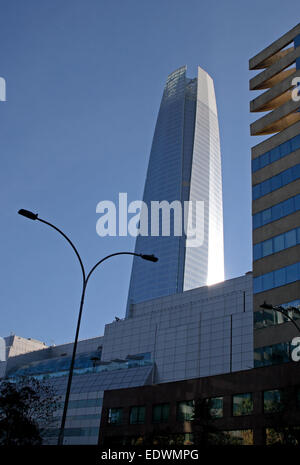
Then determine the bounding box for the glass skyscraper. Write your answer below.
[126,66,224,316]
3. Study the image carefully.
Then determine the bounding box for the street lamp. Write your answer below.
[18,209,158,445]
[260,301,300,333]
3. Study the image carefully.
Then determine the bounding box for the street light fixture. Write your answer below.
[260,301,300,333]
[18,208,158,445]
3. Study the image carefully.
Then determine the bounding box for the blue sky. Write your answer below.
[0,0,299,345]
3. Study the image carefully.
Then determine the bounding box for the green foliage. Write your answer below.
[0,377,59,445]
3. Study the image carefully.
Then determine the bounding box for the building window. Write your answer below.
[264,389,283,413]
[205,397,223,418]
[253,262,300,294]
[107,408,123,425]
[252,193,300,230]
[152,403,170,423]
[255,342,291,367]
[222,429,253,445]
[254,300,300,330]
[177,400,194,421]
[129,406,146,425]
[232,393,253,416]
[252,164,300,200]
[253,227,300,261]
[251,134,300,173]
[266,427,300,446]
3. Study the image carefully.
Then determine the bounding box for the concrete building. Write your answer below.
[0,273,253,444]
[250,24,300,367]
[127,66,224,315]
[99,361,300,446]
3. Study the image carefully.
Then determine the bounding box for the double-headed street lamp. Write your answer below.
[18,209,158,446]
[260,301,300,334]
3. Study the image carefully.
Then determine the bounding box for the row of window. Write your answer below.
[107,398,222,426]
[253,227,300,260]
[253,262,300,294]
[252,134,300,173]
[253,193,300,229]
[254,341,293,367]
[43,426,99,438]
[56,398,103,410]
[107,389,290,426]
[111,427,300,446]
[254,300,300,329]
[253,164,300,200]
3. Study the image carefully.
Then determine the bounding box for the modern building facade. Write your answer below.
[126,66,224,315]
[99,361,300,447]
[250,24,300,367]
[0,273,252,444]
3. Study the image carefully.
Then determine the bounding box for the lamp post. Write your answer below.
[260,301,300,334]
[18,209,158,445]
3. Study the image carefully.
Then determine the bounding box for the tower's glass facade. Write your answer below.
[126,66,224,316]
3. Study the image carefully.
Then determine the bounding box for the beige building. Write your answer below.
[250,24,300,365]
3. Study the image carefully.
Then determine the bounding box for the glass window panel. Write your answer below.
[285,229,297,248]
[281,167,292,186]
[252,157,260,172]
[270,174,282,191]
[262,272,273,291]
[253,243,262,261]
[260,152,270,168]
[264,389,283,413]
[291,164,300,180]
[262,239,273,257]
[206,397,223,418]
[233,393,253,416]
[108,408,123,425]
[273,234,285,253]
[280,140,291,157]
[262,208,272,225]
[282,198,294,216]
[253,184,261,200]
[270,146,280,163]
[177,401,194,422]
[153,403,170,423]
[253,276,262,293]
[260,179,271,196]
[291,134,300,151]
[274,268,286,287]
[295,194,300,211]
[286,263,298,283]
[253,213,261,229]
[271,203,283,221]
[297,227,300,243]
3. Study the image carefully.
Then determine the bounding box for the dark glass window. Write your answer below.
[152,403,170,423]
[108,408,123,425]
[264,389,283,413]
[129,406,146,425]
[232,393,253,416]
[177,401,194,421]
[205,397,223,418]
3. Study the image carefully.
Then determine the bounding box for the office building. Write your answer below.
[0,273,252,444]
[250,24,300,367]
[127,66,224,315]
[99,361,300,446]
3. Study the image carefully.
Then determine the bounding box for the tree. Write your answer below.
[0,377,59,445]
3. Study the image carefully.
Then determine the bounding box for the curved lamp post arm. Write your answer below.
[260,301,300,334]
[273,307,300,334]
[37,218,86,284]
[86,252,145,286]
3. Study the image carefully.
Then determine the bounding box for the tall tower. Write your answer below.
[250,24,300,367]
[126,66,224,316]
